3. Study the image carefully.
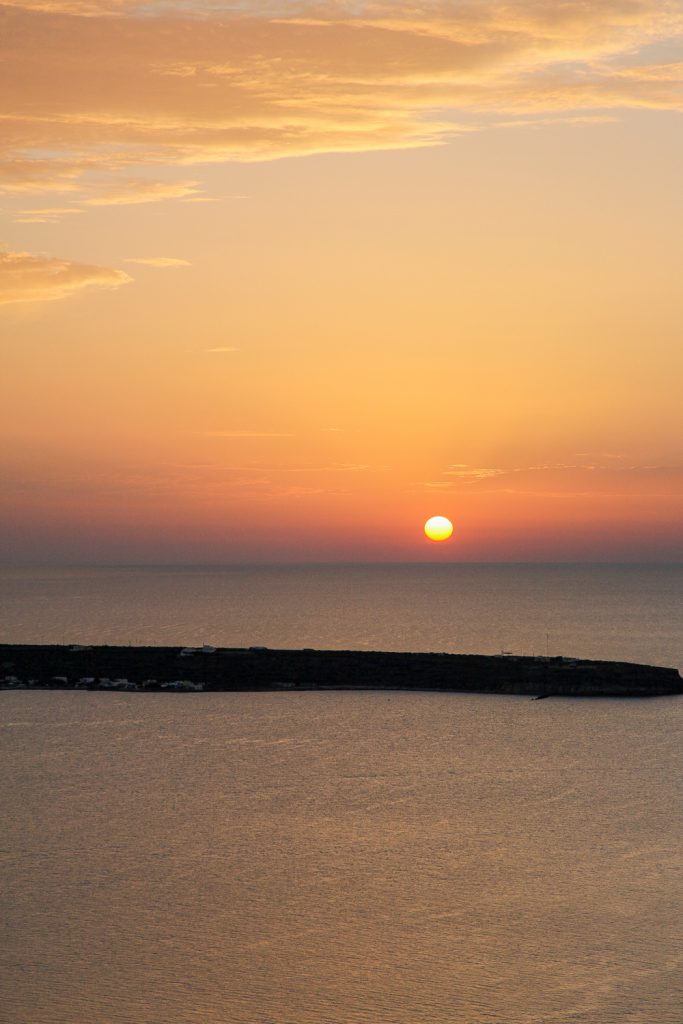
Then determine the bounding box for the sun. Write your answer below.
[424,515,454,542]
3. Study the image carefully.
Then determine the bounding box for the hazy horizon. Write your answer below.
[3,558,683,569]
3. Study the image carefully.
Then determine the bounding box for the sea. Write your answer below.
[1,564,682,1023]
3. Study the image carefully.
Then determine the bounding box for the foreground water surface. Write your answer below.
[2,689,682,1024]
[1,565,681,1022]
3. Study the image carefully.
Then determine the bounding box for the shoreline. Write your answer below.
[1,644,681,698]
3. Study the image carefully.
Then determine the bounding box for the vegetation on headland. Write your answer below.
[1,645,681,698]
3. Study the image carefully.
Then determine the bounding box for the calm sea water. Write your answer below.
[1,565,682,1023]
[1,563,682,667]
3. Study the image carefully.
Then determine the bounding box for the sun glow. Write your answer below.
[424,516,454,542]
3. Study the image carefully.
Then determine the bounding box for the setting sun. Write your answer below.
[424,516,454,542]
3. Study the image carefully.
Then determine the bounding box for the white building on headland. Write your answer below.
[161,680,205,691]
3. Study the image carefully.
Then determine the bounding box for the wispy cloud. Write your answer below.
[287,463,372,472]
[202,346,240,353]
[203,431,295,438]
[83,179,203,207]
[14,206,83,224]
[124,256,191,267]
[0,247,131,305]
[0,158,88,196]
[423,461,683,497]
[2,1,681,202]
[445,464,507,480]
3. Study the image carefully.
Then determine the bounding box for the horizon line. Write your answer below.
[1,560,682,570]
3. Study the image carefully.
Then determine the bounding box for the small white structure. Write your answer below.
[161,679,204,691]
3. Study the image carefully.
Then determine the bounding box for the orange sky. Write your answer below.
[1,0,682,562]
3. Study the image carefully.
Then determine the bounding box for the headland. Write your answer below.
[1,645,681,697]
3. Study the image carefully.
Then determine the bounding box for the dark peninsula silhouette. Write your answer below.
[1,645,681,697]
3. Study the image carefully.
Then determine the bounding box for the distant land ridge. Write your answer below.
[1,645,681,698]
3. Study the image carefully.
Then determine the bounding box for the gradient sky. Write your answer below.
[1,0,682,562]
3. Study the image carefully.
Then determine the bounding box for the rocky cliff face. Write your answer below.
[1,645,681,697]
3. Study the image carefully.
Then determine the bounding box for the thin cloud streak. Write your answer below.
[203,431,296,438]
[0,247,131,305]
[83,180,203,206]
[124,256,191,267]
[423,463,683,497]
[14,206,83,224]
